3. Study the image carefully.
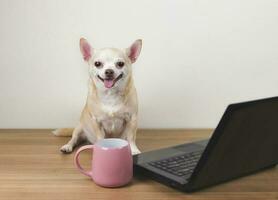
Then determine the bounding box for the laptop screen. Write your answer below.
[189,97,278,190]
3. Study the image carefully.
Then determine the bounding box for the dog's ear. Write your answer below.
[126,39,142,63]
[80,38,92,61]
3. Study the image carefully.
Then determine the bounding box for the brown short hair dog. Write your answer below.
[53,38,142,155]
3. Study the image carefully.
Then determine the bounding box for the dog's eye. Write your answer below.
[94,61,102,68]
[116,61,125,68]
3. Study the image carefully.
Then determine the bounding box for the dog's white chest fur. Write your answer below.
[97,90,129,137]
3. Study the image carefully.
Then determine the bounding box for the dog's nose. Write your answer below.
[105,69,114,77]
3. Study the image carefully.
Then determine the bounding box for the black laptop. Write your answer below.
[133,96,278,192]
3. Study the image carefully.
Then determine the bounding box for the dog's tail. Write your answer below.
[52,128,73,137]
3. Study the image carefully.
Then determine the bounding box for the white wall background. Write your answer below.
[0,0,277,129]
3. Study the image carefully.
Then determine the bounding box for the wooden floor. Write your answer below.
[0,129,278,200]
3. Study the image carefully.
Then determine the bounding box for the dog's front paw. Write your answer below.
[132,149,141,155]
[60,144,73,154]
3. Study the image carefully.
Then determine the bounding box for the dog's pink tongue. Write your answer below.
[104,80,114,88]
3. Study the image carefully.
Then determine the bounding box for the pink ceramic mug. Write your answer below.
[74,138,133,187]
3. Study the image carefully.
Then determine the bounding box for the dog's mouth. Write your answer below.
[97,73,123,88]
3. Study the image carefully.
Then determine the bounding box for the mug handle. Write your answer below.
[74,145,94,177]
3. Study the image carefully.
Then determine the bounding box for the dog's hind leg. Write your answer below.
[60,122,84,153]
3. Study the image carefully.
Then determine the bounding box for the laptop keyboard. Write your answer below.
[148,150,204,178]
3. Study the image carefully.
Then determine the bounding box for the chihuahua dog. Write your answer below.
[53,38,142,155]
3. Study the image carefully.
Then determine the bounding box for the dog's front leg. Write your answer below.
[121,116,141,155]
[60,122,84,153]
[87,116,105,143]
